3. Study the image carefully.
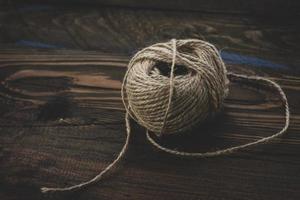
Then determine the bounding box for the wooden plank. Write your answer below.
[0,49,299,200]
[3,0,300,16]
[0,4,300,200]
[0,5,299,61]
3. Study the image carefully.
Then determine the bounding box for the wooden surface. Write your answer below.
[3,0,300,16]
[0,3,300,200]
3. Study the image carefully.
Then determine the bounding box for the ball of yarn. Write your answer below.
[41,39,290,193]
[123,39,229,135]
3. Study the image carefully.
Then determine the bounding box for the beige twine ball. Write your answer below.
[41,39,289,193]
[123,39,229,135]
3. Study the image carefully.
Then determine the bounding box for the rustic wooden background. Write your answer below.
[0,1,299,200]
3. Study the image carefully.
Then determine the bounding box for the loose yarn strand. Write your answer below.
[145,40,290,157]
[160,39,177,135]
[146,74,290,157]
[41,112,131,193]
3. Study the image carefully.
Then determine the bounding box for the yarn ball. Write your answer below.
[123,39,229,135]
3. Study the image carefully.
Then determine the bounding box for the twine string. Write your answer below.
[41,39,290,193]
[40,112,131,193]
[146,40,289,156]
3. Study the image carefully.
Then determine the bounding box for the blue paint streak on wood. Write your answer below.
[16,40,64,49]
[221,51,286,69]
[15,40,287,69]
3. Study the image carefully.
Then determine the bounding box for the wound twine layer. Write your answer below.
[41,39,290,193]
[124,39,229,135]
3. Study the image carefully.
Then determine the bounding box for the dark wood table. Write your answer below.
[0,2,299,200]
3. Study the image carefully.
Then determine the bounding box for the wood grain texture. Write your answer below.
[2,0,300,16]
[0,4,300,200]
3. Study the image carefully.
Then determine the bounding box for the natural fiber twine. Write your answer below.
[124,39,229,135]
[41,39,290,193]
